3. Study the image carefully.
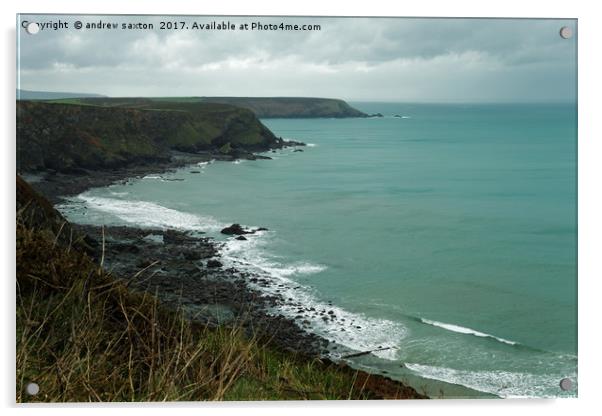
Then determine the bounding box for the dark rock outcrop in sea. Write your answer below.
[221,223,269,236]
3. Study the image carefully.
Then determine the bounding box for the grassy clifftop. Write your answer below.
[17,100,279,173]
[45,96,368,119]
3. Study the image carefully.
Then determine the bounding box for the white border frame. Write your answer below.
[3,1,600,415]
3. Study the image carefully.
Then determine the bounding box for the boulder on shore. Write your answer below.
[221,224,248,235]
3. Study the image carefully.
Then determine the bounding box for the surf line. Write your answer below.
[419,318,518,346]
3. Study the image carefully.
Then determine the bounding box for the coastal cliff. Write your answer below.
[190,97,368,118]
[17,100,283,173]
[16,97,426,401]
[23,95,368,118]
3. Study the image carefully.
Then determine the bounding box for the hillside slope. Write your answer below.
[17,100,280,173]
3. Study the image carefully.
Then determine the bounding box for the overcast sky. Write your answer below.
[17,15,577,102]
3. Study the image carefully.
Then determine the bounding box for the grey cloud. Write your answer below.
[17,15,577,102]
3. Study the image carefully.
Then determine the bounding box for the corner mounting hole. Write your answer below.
[559,26,573,39]
[26,22,40,35]
[559,378,573,391]
[25,382,40,396]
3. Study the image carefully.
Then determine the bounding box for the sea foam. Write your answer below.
[221,233,407,360]
[404,363,576,398]
[75,195,226,232]
[72,193,408,361]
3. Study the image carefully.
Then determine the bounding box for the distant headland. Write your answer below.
[17,90,369,118]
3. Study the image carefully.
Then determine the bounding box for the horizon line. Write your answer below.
[16,90,576,105]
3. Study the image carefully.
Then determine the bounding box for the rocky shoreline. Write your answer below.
[24,145,301,205]
[22,150,427,399]
[73,224,329,357]
[24,147,335,358]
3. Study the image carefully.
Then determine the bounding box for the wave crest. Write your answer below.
[420,318,517,346]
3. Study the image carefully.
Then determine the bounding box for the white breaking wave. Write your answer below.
[71,191,408,362]
[420,318,517,346]
[405,363,576,398]
[221,234,407,360]
[197,159,215,167]
[306,143,317,147]
[75,195,226,232]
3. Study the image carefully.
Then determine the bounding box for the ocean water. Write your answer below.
[57,103,577,398]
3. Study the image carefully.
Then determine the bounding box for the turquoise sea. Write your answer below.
[58,103,577,398]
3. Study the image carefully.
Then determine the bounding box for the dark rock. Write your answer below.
[112,242,140,254]
[280,139,306,147]
[293,149,304,152]
[182,264,199,275]
[221,223,249,235]
[163,229,200,244]
[206,259,223,268]
[235,235,247,241]
[183,249,203,261]
[221,224,269,235]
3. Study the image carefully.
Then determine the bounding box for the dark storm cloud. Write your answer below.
[17,15,577,102]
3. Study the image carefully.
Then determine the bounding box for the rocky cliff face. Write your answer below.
[17,101,279,173]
